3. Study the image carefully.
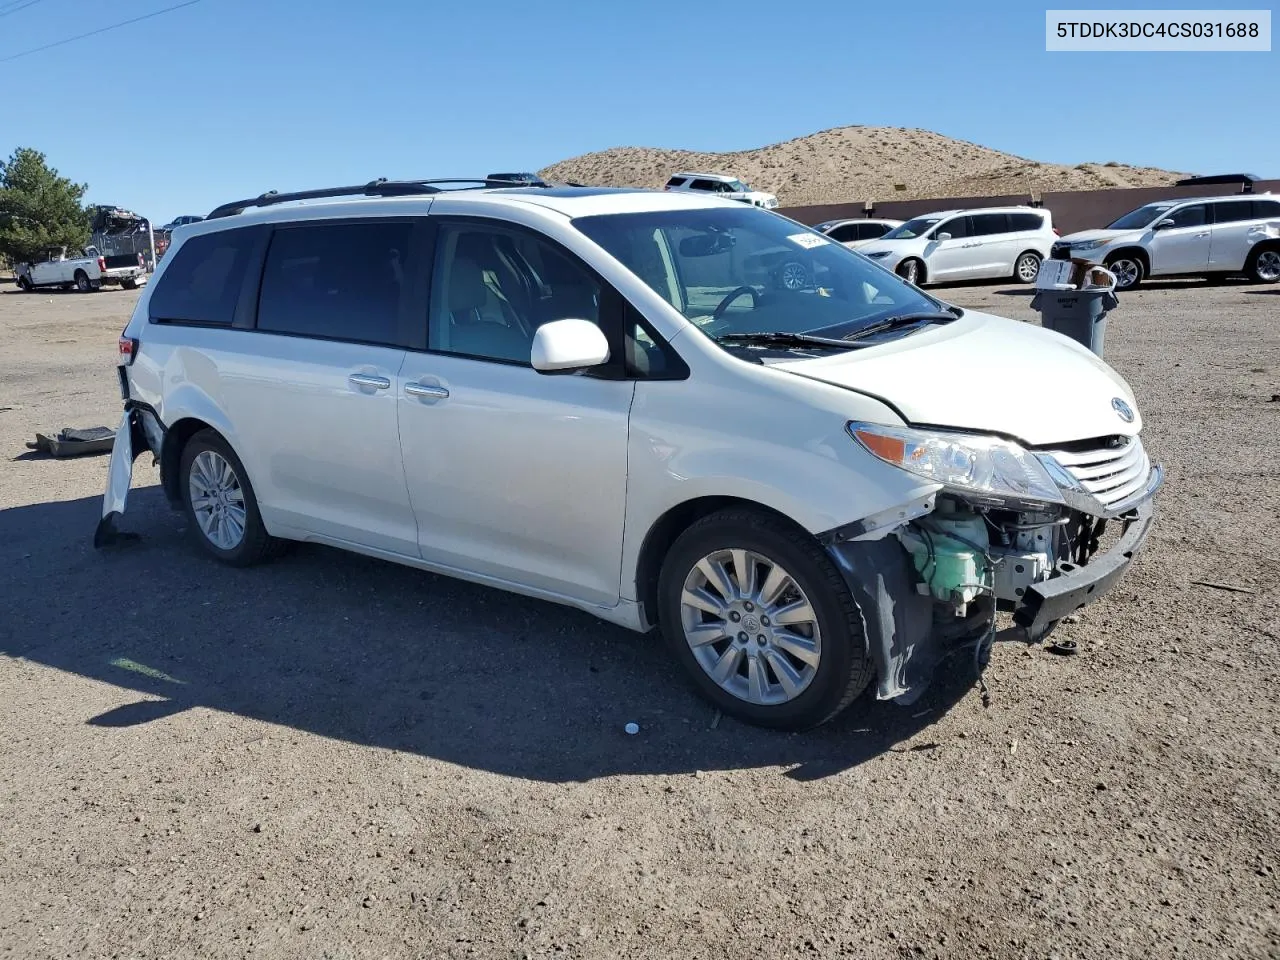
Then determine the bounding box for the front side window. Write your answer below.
[881,217,941,240]
[256,220,410,346]
[933,216,970,240]
[149,227,258,325]
[573,205,943,343]
[428,223,603,365]
[1166,205,1207,229]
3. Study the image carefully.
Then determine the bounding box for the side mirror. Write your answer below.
[935,232,952,242]
[531,319,610,373]
[1153,219,1175,230]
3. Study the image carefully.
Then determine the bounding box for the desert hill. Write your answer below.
[538,126,1186,206]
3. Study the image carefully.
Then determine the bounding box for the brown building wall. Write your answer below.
[780,181,1280,236]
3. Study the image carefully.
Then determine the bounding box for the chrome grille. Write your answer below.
[1044,436,1151,509]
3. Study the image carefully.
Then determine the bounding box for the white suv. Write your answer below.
[1053,194,1280,290]
[98,178,1161,729]
[664,172,779,209]
[858,207,1057,286]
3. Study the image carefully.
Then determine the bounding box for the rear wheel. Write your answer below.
[1013,251,1042,284]
[657,508,873,730]
[777,261,809,291]
[122,278,138,290]
[74,270,92,293]
[1246,245,1280,284]
[897,258,924,285]
[179,429,283,566]
[1105,254,1144,290]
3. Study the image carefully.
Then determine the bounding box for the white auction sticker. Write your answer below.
[1046,9,1271,51]
[787,233,829,249]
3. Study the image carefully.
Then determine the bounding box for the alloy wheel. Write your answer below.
[188,449,247,550]
[1256,250,1280,282]
[780,262,807,291]
[679,549,822,706]
[1110,258,1140,288]
[1017,254,1040,283]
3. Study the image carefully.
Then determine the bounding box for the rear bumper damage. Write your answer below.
[94,403,164,548]
[824,475,1160,705]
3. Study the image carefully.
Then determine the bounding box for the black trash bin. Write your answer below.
[1030,287,1119,357]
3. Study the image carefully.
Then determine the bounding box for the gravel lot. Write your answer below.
[1,279,1277,960]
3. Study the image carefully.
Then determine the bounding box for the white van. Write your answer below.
[859,207,1057,285]
[99,179,1159,729]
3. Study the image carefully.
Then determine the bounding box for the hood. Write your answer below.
[771,310,1141,446]
[858,237,920,257]
[1058,228,1143,244]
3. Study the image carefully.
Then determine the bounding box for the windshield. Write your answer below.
[880,217,942,240]
[1108,202,1177,230]
[573,206,943,342]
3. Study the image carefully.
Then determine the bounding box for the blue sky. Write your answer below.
[1,0,1274,223]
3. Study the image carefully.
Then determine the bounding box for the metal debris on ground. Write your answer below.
[1190,580,1256,595]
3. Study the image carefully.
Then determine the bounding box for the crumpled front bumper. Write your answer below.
[1013,494,1156,637]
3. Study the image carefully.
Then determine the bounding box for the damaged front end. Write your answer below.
[824,423,1162,704]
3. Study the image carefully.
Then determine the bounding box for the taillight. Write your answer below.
[98,256,106,272]
[118,335,139,365]
[1052,228,1060,236]
[137,252,144,266]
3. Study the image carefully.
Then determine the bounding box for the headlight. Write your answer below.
[848,422,1064,506]
[866,251,890,259]
[1068,238,1108,251]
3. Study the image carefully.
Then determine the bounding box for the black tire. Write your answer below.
[178,429,284,567]
[1013,250,1042,284]
[16,276,32,292]
[1245,244,1280,284]
[657,508,873,730]
[1105,253,1145,291]
[74,270,92,293]
[122,278,138,290]
[897,258,925,285]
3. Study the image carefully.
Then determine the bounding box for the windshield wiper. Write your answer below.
[714,331,860,351]
[843,311,958,342]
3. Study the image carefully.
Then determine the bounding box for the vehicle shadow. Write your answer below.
[0,489,978,783]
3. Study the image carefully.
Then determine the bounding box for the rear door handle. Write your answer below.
[405,382,450,400]
[349,373,391,390]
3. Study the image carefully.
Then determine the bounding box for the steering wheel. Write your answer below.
[711,285,760,323]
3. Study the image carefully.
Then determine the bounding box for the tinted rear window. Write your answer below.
[1254,199,1280,218]
[970,213,1010,236]
[1212,200,1256,224]
[149,228,258,325]
[689,179,717,191]
[256,220,411,346]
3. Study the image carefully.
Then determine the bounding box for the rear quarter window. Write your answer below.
[1009,212,1045,232]
[148,227,259,325]
[665,177,687,188]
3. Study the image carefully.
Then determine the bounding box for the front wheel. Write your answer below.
[897,258,924,285]
[16,276,32,292]
[179,429,284,567]
[1246,246,1280,284]
[1105,254,1144,290]
[657,509,873,730]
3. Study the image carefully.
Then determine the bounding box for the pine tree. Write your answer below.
[0,148,91,267]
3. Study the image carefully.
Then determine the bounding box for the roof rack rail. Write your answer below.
[206,176,552,220]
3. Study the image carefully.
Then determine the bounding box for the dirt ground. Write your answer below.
[1,277,1277,960]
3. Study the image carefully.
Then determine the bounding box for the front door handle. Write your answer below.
[349,373,391,390]
[1193,232,1210,238]
[405,382,450,400]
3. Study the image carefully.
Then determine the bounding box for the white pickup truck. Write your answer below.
[15,246,148,293]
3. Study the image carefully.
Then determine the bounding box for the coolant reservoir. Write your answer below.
[899,509,991,607]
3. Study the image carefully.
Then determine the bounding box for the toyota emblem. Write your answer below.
[1112,398,1135,423]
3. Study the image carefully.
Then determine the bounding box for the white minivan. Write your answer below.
[99,180,1160,730]
[858,207,1057,286]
